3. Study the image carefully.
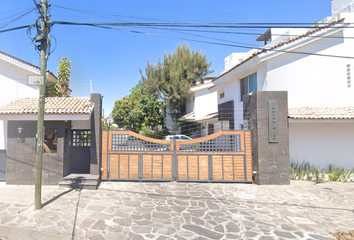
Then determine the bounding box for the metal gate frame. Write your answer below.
[102,130,252,183]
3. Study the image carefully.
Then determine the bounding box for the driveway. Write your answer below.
[0,181,353,239]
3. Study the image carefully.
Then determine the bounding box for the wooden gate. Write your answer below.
[102,130,253,183]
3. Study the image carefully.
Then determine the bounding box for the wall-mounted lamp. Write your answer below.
[17,126,25,143]
[17,126,23,134]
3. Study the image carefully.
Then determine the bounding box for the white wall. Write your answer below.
[0,60,39,107]
[289,121,354,169]
[186,92,195,113]
[71,120,91,130]
[194,89,217,120]
[221,26,354,129]
[0,57,42,150]
[265,30,354,108]
[0,121,7,150]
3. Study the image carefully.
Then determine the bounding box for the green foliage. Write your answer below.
[111,82,162,132]
[290,162,354,183]
[139,126,171,139]
[141,44,214,122]
[101,121,116,130]
[47,57,71,97]
[328,165,345,182]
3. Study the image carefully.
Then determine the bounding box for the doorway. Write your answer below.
[71,130,91,173]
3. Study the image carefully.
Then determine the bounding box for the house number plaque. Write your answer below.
[268,100,279,143]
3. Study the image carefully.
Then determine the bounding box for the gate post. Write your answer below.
[172,139,177,181]
[138,154,143,181]
[243,91,290,185]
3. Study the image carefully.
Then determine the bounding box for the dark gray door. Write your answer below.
[71,130,91,173]
[0,150,5,180]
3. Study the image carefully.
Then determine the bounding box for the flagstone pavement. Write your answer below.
[0,181,353,240]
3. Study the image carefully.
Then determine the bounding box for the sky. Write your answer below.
[0,0,333,115]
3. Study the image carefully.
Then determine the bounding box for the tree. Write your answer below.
[111,82,162,132]
[47,57,71,97]
[141,44,213,122]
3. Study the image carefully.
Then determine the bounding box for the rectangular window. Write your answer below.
[44,129,57,154]
[240,72,257,101]
[220,92,225,99]
[73,130,91,147]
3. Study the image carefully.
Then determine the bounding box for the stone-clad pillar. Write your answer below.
[243,91,290,185]
[90,93,102,176]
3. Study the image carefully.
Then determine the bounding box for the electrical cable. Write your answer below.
[68,23,354,60]
[0,7,36,29]
[53,21,352,29]
[0,25,31,34]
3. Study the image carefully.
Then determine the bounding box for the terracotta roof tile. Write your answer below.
[289,107,354,120]
[212,19,346,84]
[178,111,196,121]
[0,97,93,115]
[197,112,218,121]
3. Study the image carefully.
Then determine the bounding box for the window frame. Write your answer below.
[44,128,58,154]
[240,72,257,101]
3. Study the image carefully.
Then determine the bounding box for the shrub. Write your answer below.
[290,162,354,183]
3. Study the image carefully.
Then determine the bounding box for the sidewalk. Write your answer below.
[0,181,353,239]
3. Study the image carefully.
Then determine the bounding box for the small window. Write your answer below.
[220,92,225,99]
[240,72,257,101]
[180,136,189,140]
[73,130,91,147]
[193,96,195,101]
[44,129,57,153]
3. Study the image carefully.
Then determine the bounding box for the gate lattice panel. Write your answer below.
[102,130,252,183]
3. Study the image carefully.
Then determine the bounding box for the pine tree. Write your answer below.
[141,44,213,123]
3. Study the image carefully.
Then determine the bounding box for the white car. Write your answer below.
[163,135,192,141]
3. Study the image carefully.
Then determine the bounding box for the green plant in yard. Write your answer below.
[290,162,354,183]
[303,162,313,181]
[328,165,344,182]
[312,165,326,183]
[290,162,309,180]
[339,169,353,183]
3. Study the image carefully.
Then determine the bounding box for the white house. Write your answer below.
[0,50,57,180]
[209,1,354,168]
[177,78,225,138]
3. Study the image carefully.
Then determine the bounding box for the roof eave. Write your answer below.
[0,113,92,121]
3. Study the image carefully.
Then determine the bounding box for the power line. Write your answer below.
[0,7,36,29]
[53,21,351,29]
[1,20,354,59]
[61,23,354,60]
[0,25,31,34]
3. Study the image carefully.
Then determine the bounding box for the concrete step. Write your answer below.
[59,174,100,190]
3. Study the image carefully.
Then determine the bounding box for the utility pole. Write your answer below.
[34,0,50,210]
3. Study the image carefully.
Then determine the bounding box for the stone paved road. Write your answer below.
[0,181,353,239]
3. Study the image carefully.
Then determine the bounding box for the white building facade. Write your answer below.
[210,3,354,168]
[0,50,57,179]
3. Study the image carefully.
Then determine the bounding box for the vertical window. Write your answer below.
[347,64,351,88]
[44,129,57,153]
[193,96,195,101]
[73,130,91,147]
[240,72,257,101]
[220,92,225,99]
